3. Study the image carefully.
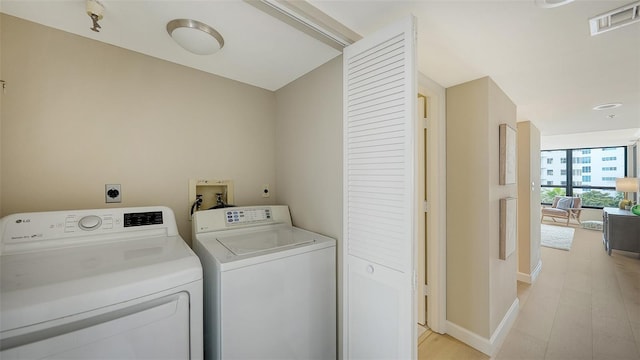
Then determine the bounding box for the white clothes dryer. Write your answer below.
[192,205,336,360]
[0,206,203,359]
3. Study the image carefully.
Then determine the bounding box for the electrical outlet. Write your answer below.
[105,184,121,203]
[262,184,270,198]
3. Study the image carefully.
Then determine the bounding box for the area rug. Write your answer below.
[541,224,575,251]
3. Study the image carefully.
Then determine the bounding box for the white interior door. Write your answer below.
[343,15,417,359]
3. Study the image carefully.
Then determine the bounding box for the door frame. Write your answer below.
[418,73,447,334]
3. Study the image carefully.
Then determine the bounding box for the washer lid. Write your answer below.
[0,235,202,332]
[194,224,336,271]
[217,226,315,256]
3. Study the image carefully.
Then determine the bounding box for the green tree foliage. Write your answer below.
[541,188,566,203]
[580,190,622,208]
[541,188,622,208]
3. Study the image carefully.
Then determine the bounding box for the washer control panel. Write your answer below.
[193,205,292,234]
[225,208,271,225]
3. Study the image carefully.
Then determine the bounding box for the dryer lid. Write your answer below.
[0,235,201,332]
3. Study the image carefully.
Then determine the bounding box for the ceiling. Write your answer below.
[1,0,639,147]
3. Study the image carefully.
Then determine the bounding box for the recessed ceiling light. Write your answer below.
[535,0,574,9]
[593,103,622,110]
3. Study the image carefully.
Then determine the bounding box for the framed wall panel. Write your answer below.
[499,124,516,185]
[500,197,517,260]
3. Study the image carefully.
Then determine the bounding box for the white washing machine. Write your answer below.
[192,205,336,360]
[0,206,203,359]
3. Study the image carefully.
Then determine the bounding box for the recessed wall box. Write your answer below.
[189,179,234,219]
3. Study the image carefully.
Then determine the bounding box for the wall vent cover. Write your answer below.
[589,1,640,36]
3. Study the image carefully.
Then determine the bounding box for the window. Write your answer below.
[572,156,591,164]
[540,146,627,208]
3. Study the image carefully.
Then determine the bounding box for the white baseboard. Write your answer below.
[446,298,519,356]
[530,259,543,283]
[517,259,543,284]
[517,272,531,283]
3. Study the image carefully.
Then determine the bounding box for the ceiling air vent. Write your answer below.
[589,1,640,36]
[535,0,574,9]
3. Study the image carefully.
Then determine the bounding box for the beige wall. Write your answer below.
[274,56,342,355]
[0,14,277,244]
[274,56,342,240]
[517,121,541,278]
[0,13,3,216]
[446,77,517,339]
[487,79,518,336]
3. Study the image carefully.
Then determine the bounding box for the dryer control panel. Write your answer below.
[0,207,177,254]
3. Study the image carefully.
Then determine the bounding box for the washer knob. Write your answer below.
[78,215,102,231]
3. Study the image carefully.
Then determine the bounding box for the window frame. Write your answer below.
[540,146,628,209]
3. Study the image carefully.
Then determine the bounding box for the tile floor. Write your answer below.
[496,225,640,360]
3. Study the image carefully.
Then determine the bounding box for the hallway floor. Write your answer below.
[496,225,640,360]
[419,225,640,359]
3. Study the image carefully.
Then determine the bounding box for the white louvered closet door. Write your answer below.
[343,16,417,359]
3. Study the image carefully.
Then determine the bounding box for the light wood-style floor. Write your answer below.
[418,329,487,359]
[419,224,640,359]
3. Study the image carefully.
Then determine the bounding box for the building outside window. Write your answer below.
[540,146,626,208]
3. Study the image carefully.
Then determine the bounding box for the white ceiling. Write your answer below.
[0,0,341,91]
[2,0,639,147]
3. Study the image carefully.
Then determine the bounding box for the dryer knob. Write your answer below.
[78,215,102,230]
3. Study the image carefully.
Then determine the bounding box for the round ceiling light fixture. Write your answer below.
[592,103,622,111]
[166,19,224,55]
[535,0,574,8]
